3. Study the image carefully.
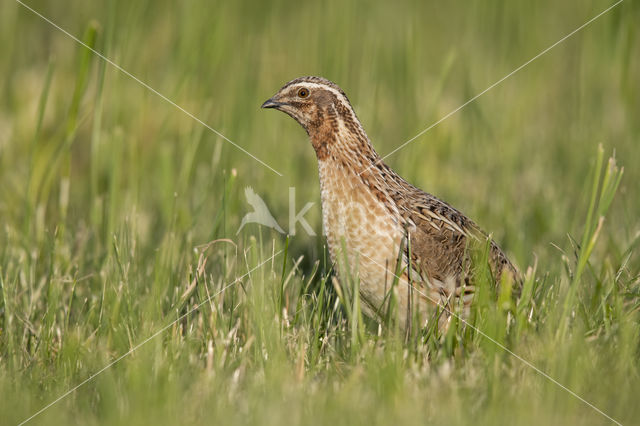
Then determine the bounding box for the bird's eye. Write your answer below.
[297,88,309,98]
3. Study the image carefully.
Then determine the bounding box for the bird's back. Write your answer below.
[381,163,519,288]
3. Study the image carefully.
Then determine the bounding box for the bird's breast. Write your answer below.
[317,158,407,310]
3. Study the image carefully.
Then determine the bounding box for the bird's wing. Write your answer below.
[396,190,519,293]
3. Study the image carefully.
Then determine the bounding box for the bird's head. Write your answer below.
[261,76,359,137]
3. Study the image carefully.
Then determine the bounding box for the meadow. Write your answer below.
[1,0,639,424]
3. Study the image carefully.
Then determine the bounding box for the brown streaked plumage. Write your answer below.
[262,76,519,329]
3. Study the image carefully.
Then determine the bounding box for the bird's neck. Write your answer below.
[309,109,413,216]
[308,109,382,175]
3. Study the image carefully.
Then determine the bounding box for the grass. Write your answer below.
[1,0,639,424]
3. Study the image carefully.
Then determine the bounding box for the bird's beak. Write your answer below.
[261,97,284,109]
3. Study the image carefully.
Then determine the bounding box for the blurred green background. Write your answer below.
[1,0,639,425]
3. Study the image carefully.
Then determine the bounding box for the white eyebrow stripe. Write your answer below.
[291,82,360,123]
[290,82,344,98]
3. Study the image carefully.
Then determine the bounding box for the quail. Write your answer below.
[262,76,519,328]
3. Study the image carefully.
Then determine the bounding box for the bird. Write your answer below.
[262,76,519,330]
